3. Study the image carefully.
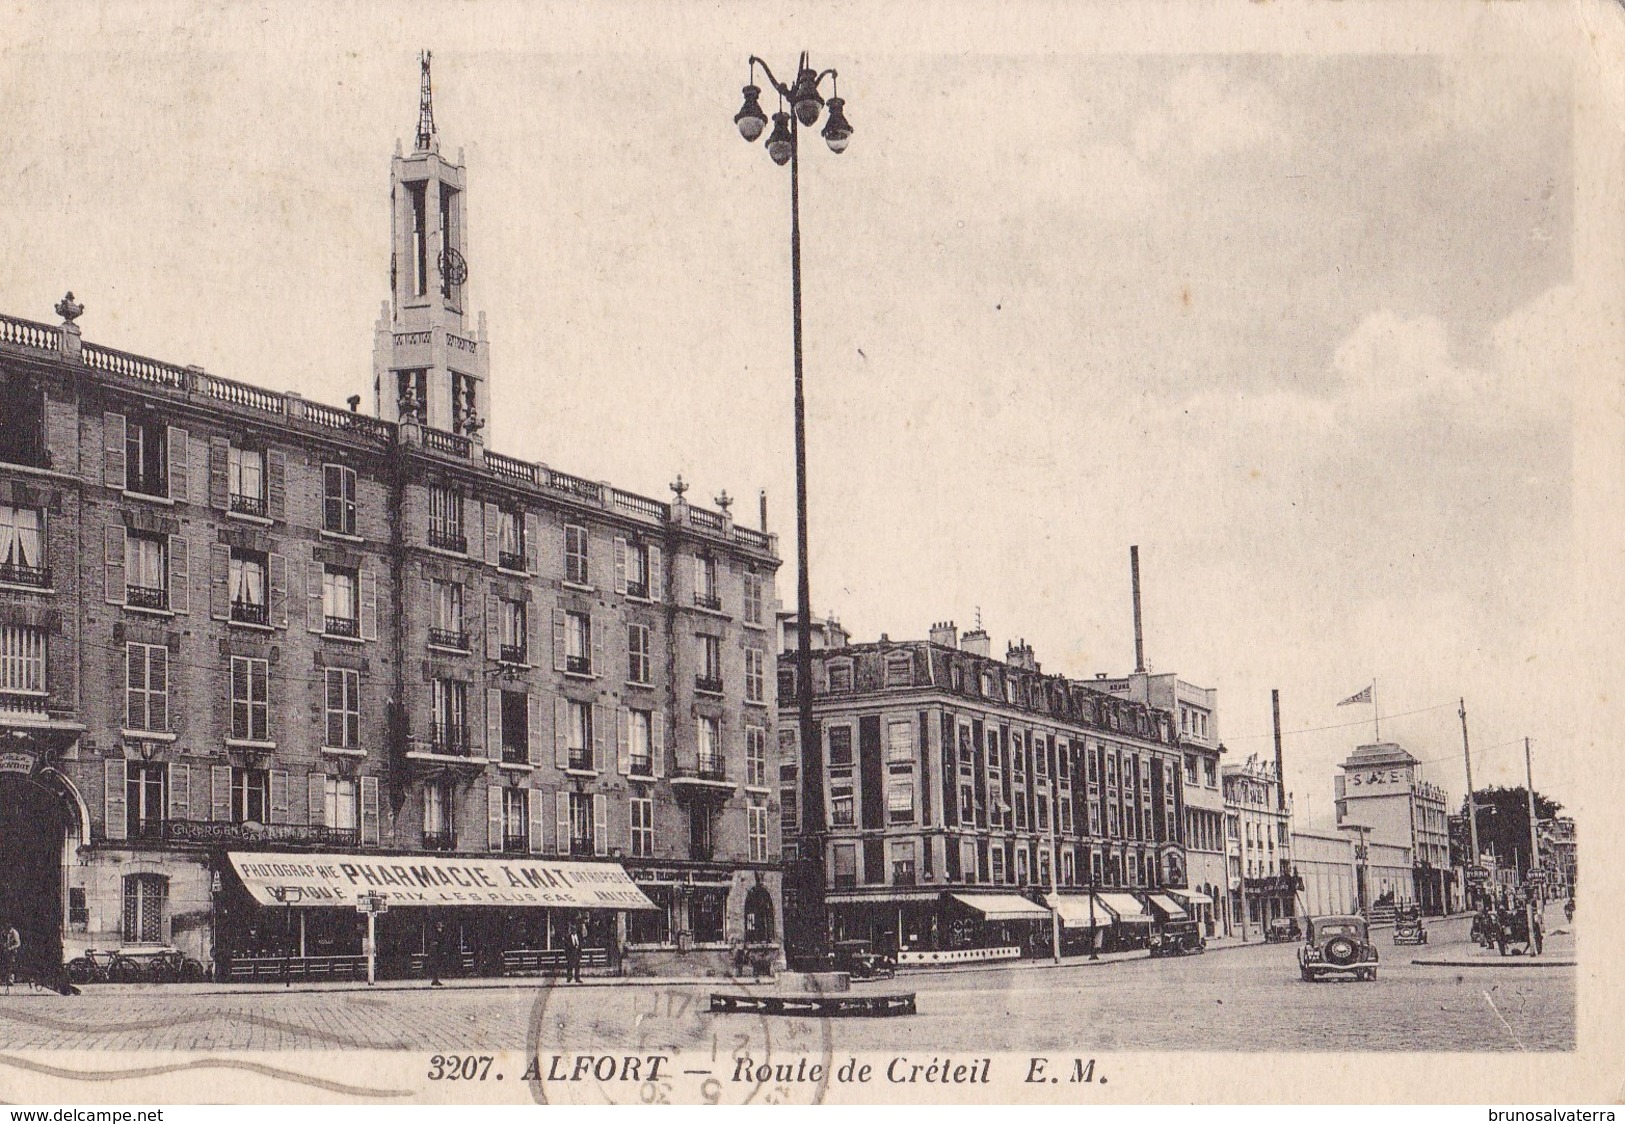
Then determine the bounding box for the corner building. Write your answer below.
[779,623,1191,966]
[0,62,782,982]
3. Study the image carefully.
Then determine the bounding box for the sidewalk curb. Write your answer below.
[1410,958,1575,969]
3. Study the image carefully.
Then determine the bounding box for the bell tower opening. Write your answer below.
[373,50,490,441]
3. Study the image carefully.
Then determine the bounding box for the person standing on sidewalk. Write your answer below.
[564,920,584,983]
[1,923,20,989]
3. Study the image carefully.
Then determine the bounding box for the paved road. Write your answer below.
[0,917,1571,1054]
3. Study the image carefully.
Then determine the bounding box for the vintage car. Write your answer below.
[1298,915,1379,982]
[1391,905,1428,946]
[1148,918,1206,958]
[1264,916,1302,943]
[830,939,896,981]
[1492,908,1537,957]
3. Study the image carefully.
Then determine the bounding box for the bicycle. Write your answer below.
[65,948,205,984]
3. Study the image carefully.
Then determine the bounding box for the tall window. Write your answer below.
[564,523,589,585]
[697,715,722,775]
[324,668,360,749]
[431,678,468,753]
[122,874,167,944]
[126,763,167,838]
[626,623,651,684]
[0,505,45,586]
[747,801,769,862]
[125,531,167,609]
[744,648,765,703]
[745,726,767,787]
[323,465,357,536]
[423,782,454,849]
[630,796,654,857]
[565,611,592,674]
[567,700,593,770]
[502,788,528,853]
[430,579,466,648]
[428,487,465,552]
[891,839,918,885]
[123,642,167,731]
[696,634,722,693]
[230,767,269,823]
[1,625,48,703]
[323,567,359,635]
[827,725,854,766]
[689,804,717,862]
[568,791,594,855]
[886,775,915,824]
[742,571,764,625]
[325,777,358,832]
[229,549,268,625]
[499,598,527,663]
[229,656,269,742]
[124,420,166,496]
[832,844,857,889]
[624,540,652,598]
[694,554,719,610]
[628,708,653,776]
[228,446,266,516]
[779,729,799,834]
[497,508,525,571]
[500,691,528,763]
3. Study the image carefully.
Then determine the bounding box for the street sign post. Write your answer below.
[356,892,389,984]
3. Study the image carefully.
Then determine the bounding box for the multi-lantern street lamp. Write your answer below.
[733,53,850,955]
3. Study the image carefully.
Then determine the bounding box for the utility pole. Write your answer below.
[1459,699,1480,909]
[1524,738,1541,874]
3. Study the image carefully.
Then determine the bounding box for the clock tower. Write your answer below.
[373,51,490,438]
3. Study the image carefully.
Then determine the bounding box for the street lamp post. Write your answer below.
[733,53,851,961]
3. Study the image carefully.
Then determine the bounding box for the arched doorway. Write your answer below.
[743,882,775,942]
[0,767,82,977]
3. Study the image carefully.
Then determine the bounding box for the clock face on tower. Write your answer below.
[438,247,468,286]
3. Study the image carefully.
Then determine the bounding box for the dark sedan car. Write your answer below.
[1298,915,1379,981]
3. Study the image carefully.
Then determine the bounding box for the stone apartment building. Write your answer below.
[1222,754,1296,934]
[1333,740,1454,914]
[0,61,781,981]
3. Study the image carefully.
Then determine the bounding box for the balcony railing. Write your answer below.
[567,748,594,772]
[502,833,529,855]
[0,693,50,716]
[624,581,649,600]
[694,674,724,695]
[422,830,456,852]
[498,550,525,572]
[324,615,359,638]
[231,600,269,626]
[669,754,728,783]
[892,861,917,886]
[126,585,167,611]
[423,427,472,459]
[568,836,595,858]
[230,492,267,517]
[131,816,169,841]
[694,593,722,612]
[429,627,468,651]
[0,561,50,588]
[501,743,528,765]
[427,527,468,554]
[629,754,653,778]
[430,723,471,755]
[499,643,527,664]
[125,474,167,499]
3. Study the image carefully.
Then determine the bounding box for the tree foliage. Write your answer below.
[1453,786,1562,874]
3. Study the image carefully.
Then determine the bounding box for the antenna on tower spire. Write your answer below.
[415,50,437,153]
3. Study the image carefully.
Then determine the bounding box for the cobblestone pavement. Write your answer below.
[0,917,1571,1053]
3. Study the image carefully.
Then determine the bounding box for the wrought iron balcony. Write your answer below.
[502,833,529,854]
[126,584,167,611]
[625,580,649,600]
[568,836,595,858]
[230,492,267,517]
[126,473,166,498]
[0,561,50,588]
[422,830,456,852]
[694,674,724,695]
[694,592,722,612]
[566,654,592,676]
[430,723,471,755]
[427,527,467,554]
[629,753,653,778]
[231,600,269,626]
[696,753,726,781]
[498,550,525,572]
[499,643,527,664]
[324,615,359,638]
[0,693,50,716]
[429,627,468,651]
[131,816,169,841]
[568,748,594,772]
[500,742,527,765]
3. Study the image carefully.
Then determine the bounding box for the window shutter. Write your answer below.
[523,513,539,573]
[528,792,545,854]
[648,545,663,603]
[555,792,570,856]
[359,565,378,641]
[617,707,630,775]
[613,537,628,594]
[208,438,230,510]
[487,786,503,851]
[268,552,288,628]
[209,543,231,620]
[266,450,287,521]
[103,524,126,605]
[308,773,326,826]
[527,694,543,765]
[486,688,503,759]
[651,710,665,778]
[189,435,206,506]
[485,591,500,659]
[211,765,232,822]
[552,608,567,671]
[168,763,189,822]
[590,613,604,674]
[103,758,128,841]
[526,598,538,663]
[269,770,289,824]
[360,776,379,844]
[103,412,126,489]
[554,698,569,769]
[306,558,325,632]
[167,427,189,502]
[593,793,607,856]
[484,502,500,566]
[592,703,606,770]
[167,535,189,614]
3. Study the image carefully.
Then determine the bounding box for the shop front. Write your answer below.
[1044,892,1104,957]
[1093,892,1152,952]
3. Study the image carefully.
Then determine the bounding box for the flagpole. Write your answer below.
[1372,679,1380,741]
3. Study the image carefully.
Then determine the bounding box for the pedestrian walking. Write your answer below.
[564,921,584,983]
[1,923,20,990]
[1530,910,1544,957]
[429,920,446,987]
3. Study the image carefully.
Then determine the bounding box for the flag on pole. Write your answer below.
[1338,685,1373,706]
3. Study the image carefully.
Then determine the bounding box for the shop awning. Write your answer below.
[1172,890,1215,906]
[949,893,1051,922]
[1146,893,1189,920]
[1044,894,1103,929]
[1094,892,1152,924]
[226,852,659,910]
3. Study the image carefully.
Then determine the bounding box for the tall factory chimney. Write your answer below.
[1131,545,1146,674]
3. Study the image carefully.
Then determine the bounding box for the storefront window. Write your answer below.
[628,886,672,945]
[692,888,726,943]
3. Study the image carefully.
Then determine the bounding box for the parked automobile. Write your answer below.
[1149,918,1206,958]
[1264,917,1301,943]
[1391,905,1428,946]
[1298,915,1379,982]
[830,939,896,981]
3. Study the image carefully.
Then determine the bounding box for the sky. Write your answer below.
[0,2,1614,826]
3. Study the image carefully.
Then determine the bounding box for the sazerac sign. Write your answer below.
[226,852,659,911]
